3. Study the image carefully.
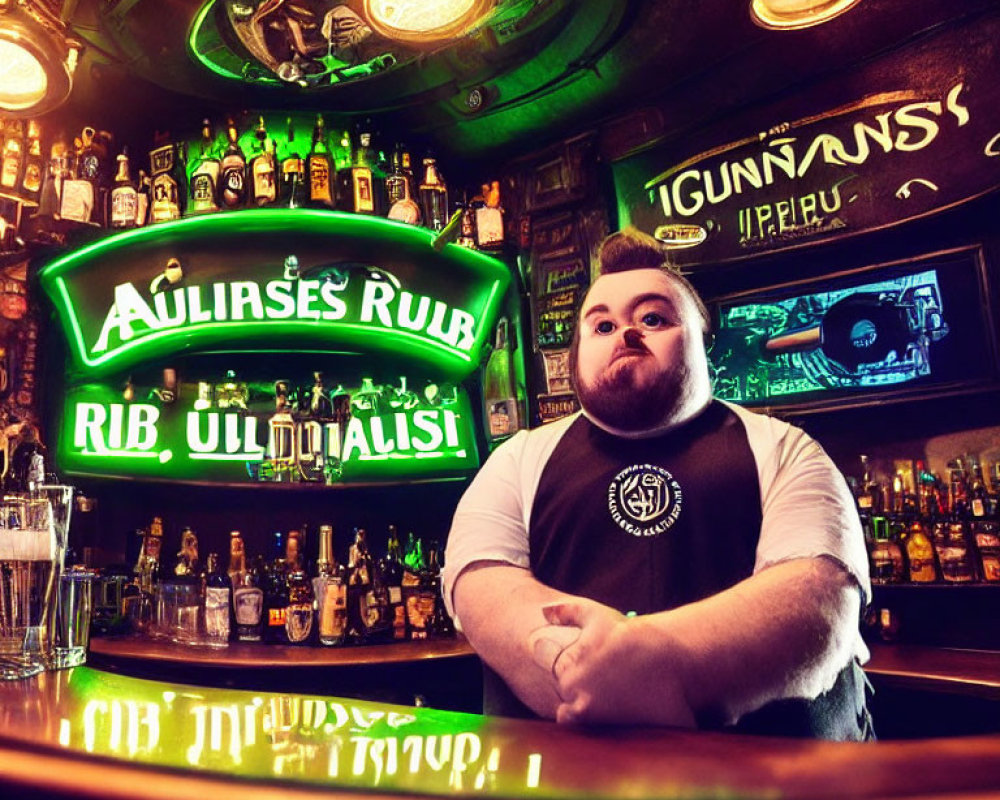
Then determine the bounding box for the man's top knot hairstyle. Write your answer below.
[595,227,712,334]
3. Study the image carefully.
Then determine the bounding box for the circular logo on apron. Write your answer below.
[607,463,682,537]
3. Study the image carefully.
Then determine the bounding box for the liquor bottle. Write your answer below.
[934,521,977,583]
[227,530,247,586]
[483,317,520,441]
[36,134,68,220]
[149,134,185,223]
[280,117,307,208]
[382,525,406,640]
[264,530,289,643]
[426,541,454,637]
[336,125,375,214]
[948,458,969,519]
[971,520,1000,582]
[357,119,381,213]
[418,153,448,231]
[135,170,150,227]
[285,529,304,572]
[204,552,232,647]
[856,455,882,514]
[347,527,376,642]
[285,564,315,645]
[20,121,42,201]
[315,524,347,646]
[474,180,505,250]
[109,149,138,229]
[233,555,265,642]
[188,119,221,215]
[307,114,335,209]
[869,516,904,584]
[1,120,24,190]
[969,458,989,519]
[905,520,937,583]
[219,116,248,209]
[250,116,277,207]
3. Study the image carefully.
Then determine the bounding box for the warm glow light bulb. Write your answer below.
[750,0,863,29]
[365,0,488,41]
[0,37,48,110]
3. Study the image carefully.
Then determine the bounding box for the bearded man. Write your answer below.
[442,227,874,740]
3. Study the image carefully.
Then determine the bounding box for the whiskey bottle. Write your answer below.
[135,170,150,227]
[250,116,277,207]
[418,153,448,231]
[315,524,347,646]
[856,455,882,514]
[869,516,904,584]
[474,180,505,250]
[347,527,376,642]
[972,520,1000,582]
[20,121,42,201]
[307,114,335,209]
[280,117,307,208]
[336,124,375,214]
[382,525,406,640]
[109,149,138,229]
[233,555,265,642]
[905,520,937,582]
[427,542,454,637]
[285,567,315,644]
[219,116,248,209]
[969,458,989,519]
[204,553,232,647]
[228,530,247,587]
[934,521,977,583]
[149,134,184,223]
[188,119,220,215]
[1,120,24,190]
[483,317,520,442]
[264,531,289,643]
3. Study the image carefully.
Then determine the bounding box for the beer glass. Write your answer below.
[0,496,57,680]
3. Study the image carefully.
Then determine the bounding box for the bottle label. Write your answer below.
[220,155,245,207]
[59,179,95,223]
[268,607,287,627]
[151,174,181,222]
[285,602,313,643]
[320,582,347,639]
[22,162,41,193]
[78,153,100,181]
[234,587,263,624]
[475,206,504,248]
[352,169,374,213]
[973,499,985,517]
[205,586,231,639]
[1,157,19,188]
[110,189,138,227]
[253,157,276,204]
[309,158,332,203]
[191,171,219,212]
[149,144,175,176]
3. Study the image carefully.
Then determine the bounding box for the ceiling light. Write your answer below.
[0,0,80,116]
[750,0,863,30]
[363,0,494,43]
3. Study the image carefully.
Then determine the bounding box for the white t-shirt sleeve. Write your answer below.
[441,414,578,629]
[734,405,872,606]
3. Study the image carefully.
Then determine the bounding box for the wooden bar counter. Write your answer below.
[2,652,1000,799]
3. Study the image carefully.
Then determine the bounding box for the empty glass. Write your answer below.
[49,567,95,669]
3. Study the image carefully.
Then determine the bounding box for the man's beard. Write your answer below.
[575,355,688,433]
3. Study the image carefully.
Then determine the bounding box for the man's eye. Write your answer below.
[595,320,615,334]
[640,312,668,328]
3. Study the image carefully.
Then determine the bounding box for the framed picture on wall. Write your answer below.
[706,246,999,414]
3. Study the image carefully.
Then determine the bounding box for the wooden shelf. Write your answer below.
[865,642,1000,699]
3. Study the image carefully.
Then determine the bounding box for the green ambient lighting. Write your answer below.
[58,373,481,485]
[38,210,511,381]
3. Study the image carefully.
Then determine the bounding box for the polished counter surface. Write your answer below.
[2,667,1000,799]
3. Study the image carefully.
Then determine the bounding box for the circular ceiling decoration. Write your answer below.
[189,0,505,88]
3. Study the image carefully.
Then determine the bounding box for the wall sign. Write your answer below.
[58,373,479,486]
[38,210,510,380]
[613,15,1000,265]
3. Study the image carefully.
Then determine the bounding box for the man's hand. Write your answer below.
[528,600,696,727]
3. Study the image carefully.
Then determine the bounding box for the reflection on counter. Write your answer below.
[46,668,541,794]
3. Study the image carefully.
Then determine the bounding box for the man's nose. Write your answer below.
[623,327,645,348]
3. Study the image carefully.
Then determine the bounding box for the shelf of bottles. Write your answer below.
[851,453,1000,587]
[0,111,508,257]
[106,516,454,652]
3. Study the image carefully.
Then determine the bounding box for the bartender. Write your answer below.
[443,227,874,740]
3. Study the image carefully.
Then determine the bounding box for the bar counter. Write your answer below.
[2,661,1000,799]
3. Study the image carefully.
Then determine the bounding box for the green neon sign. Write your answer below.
[38,211,511,381]
[59,376,480,485]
